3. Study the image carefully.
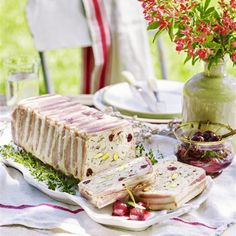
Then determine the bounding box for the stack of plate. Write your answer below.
[93,80,184,123]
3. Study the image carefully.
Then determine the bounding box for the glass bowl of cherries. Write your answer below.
[174,121,234,177]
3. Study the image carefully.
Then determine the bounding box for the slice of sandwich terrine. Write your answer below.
[79,156,155,208]
[11,94,136,180]
[134,160,206,210]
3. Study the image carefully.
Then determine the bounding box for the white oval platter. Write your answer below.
[0,124,213,231]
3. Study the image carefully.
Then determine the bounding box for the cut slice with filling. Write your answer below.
[134,160,207,210]
[79,157,155,208]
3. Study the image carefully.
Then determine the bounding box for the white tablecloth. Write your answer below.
[0,120,236,236]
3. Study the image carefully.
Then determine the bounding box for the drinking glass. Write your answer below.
[4,55,39,107]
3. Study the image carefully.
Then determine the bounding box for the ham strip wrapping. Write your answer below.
[11,94,135,180]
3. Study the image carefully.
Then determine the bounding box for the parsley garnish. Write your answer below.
[136,144,163,165]
[136,143,145,157]
[146,149,158,165]
[0,144,79,195]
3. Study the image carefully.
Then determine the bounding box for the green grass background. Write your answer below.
[0,0,235,95]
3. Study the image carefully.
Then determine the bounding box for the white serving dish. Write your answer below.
[0,123,213,231]
[0,156,213,231]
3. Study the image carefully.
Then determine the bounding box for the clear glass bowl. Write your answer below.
[174,121,234,177]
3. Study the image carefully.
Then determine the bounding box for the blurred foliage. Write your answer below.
[150,32,236,82]
[0,0,80,95]
[0,0,235,96]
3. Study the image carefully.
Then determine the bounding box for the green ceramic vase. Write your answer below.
[182,61,236,129]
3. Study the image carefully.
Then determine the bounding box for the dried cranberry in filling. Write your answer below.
[127,133,133,142]
[86,168,93,177]
[167,166,177,171]
[141,164,148,169]
[118,177,126,181]
[109,134,115,141]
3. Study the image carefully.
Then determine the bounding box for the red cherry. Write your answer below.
[193,131,203,137]
[112,200,129,216]
[191,135,204,142]
[208,136,220,142]
[129,207,150,221]
[129,208,145,221]
[143,209,151,219]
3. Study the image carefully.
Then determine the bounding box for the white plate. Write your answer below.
[93,89,178,124]
[93,82,183,124]
[0,156,213,231]
[102,81,183,119]
[0,124,212,231]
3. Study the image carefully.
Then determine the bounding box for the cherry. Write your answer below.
[208,136,220,142]
[191,135,204,142]
[191,130,220,142]
[202,130,216,141]
[112,200,129,216]
[194,131,203,137]
[129,207,150,221]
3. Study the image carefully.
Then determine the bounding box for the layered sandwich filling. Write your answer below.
[135,160,206,210]
[79,157,155,208]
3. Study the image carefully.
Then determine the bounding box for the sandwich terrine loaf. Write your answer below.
[134,160,206,210]
[79,157,155,208]
[11,94,136,180]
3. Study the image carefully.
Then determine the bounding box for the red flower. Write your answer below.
[197,49,210,59]
[231,52,236,62]
[230,0,236,8]
[187,47,195,56]
[140,0,236,66]
[176,42,185,51]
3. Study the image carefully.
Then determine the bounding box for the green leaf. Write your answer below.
[192,56,199,65]
[196,4,203,14]
[153,28,165,42]
[211,41,222,49]
[204,0,211,11]
[136,145,159,164]
[168,18,175,41]
[214,10,220,20]
[0,144,79,195]
[147,21,159,30]
[184,54,192,64]
[205,7,215,15]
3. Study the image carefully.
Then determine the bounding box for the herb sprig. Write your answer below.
[136,143,164,165]
[0,144,79,195]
